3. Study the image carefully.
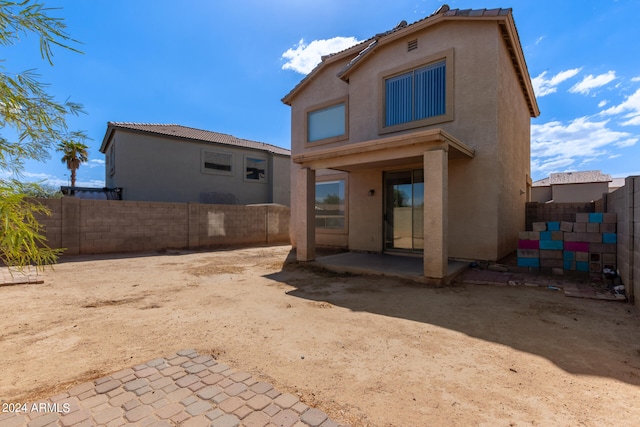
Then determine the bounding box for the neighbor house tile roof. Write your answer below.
[100,122,290,156]
[532,170,613,187]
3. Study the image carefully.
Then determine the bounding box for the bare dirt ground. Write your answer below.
[1,245,640,426]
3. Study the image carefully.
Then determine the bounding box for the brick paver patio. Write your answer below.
[0,350,345,427]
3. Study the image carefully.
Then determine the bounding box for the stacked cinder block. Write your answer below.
[517,213,617,274]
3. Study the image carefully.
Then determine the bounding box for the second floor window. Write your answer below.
[307,102,346,143]
[385,60,446,127]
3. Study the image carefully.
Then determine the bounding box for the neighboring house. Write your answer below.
[532,171,613,203]
[282,6,540,282]
[99,122,291,205]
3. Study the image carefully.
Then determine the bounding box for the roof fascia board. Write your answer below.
[336,14,447,81]
[281,42,369,105]
[99,124,290,156]
[284,11,541,118]
[99,124,116,153]
[499,15,540,117]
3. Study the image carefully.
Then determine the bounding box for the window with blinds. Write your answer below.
[385,60,446,127]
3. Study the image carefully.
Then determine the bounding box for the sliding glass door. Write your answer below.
[384,170,424,253]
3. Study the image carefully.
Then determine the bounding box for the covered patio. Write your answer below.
[293,128,475,285]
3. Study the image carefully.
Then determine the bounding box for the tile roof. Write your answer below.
[100,122,290,156]
[532,170,613,186]
[282,5,539,117]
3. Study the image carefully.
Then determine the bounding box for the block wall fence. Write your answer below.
[605,176,640,308]
[526,177,639,309]
[35,198,290,255]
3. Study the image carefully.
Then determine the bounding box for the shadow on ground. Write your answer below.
[265,251,640,387]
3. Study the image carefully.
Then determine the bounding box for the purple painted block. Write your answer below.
[518,240,540,249]
[564,241,589,252]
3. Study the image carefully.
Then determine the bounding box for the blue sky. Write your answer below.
[5,0,640,187]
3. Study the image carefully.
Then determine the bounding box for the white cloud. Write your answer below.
[281,37,361,75]
[531,68,581,97]
[89,159,105,168]
[598,100,608,108]
[569,71,616,95]
[600,88,640,126]
[534,36,545,45]
[19,171,105,188]
[531,116,638,175]
[631,76,640,82]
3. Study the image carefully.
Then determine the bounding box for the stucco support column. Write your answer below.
[423,148,448,280]
[296,167,316,261]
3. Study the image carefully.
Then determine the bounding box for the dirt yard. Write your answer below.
[1,245,640,426]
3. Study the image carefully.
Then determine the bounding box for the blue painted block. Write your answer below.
[563,260,575,271]
[547,222,560,231]
[603,233,617,244]
[589,213,603,223]
[540,231,552,241]
[539,240,563,250]
[576,261,589,272]
[518,257,540,267]
[563,251,575,261]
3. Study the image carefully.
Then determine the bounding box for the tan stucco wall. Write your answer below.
[552,182,609,203]
[288,20,533,261]
[105,131,290,205]
[531,186,552,203]
[495,32,532,260]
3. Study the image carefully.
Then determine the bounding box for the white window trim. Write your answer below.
[243,154,268,183]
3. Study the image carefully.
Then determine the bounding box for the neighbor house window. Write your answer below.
[385,60,446,127]
[244,156,267,182]
[306,97,348,144]
[202,150,233,175]
[315,179,345,229]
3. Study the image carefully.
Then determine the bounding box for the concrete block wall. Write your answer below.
[35,198,290,256]
[525,202,595,231]
[517,213,617,274]
[607,176,639,307]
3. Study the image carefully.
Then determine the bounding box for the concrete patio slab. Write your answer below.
[312,251,468,284]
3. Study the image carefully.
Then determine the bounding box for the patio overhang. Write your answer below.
[292,128,474,171]
[294,128,474,283]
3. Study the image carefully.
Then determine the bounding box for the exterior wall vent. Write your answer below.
[408,39,418,51]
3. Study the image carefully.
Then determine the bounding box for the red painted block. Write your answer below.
[564,241,589,252]
[518,239,539,249]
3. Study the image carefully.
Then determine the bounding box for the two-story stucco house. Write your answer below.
[282,6,540,283]
[99,122,291,205]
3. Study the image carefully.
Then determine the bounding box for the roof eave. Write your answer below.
[498,14,540,118]
[283,10,541,119]
[99,123,116,153]
[282,41,371,105]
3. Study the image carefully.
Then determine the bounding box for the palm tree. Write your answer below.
[57,134,89,189]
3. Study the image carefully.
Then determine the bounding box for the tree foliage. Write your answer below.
[57,132,89,188]
[0,182,63,268]
[0,0,83,270]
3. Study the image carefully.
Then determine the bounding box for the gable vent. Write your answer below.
[408,39,418,51]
